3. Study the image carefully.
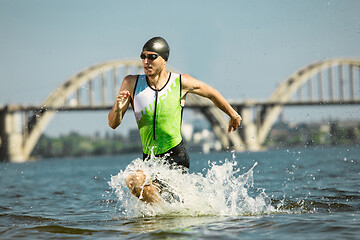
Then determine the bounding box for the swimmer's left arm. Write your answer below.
[181,74,242,133]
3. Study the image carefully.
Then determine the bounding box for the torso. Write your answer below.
[132,73,184,155]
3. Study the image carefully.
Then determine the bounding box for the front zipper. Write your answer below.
[153,90,159,140]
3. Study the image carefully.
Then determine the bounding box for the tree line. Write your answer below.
[31,132,141,158]
[31,122,360,159]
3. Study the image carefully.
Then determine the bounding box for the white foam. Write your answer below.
[108,155,274,218]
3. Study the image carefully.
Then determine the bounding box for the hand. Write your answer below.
[228,114,242,133]
[115,90,130,111]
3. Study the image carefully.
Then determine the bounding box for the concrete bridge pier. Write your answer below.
[0,106,26,162]
[240,107,261,151]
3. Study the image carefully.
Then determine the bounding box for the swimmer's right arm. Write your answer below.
[108,75,135,129]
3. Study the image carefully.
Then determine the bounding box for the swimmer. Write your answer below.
[108,37,242,204]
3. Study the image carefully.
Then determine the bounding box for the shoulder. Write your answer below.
[180,74,192,81]
[121,75,138,93]
[123,74,138,83]
[181,74,202,90]
[123,75,139,87]
[181,74,196,85]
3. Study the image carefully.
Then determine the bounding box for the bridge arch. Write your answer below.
[257,58,360,144]
[17,57,360,161]
[23,59,242,159]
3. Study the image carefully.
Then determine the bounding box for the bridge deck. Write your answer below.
[2,99,360,112]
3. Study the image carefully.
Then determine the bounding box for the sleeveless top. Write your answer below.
[133,73,183,155]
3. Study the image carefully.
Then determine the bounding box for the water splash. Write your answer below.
[108,155,274,218]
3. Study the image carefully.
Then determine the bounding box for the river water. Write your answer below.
[1,146,359,239]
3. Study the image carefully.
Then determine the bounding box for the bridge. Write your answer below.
[1,58,360,162]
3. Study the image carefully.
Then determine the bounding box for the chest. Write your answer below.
[133,74,180,121]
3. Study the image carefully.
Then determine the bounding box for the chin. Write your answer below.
[145,71,156,77]
[144,69,152,75]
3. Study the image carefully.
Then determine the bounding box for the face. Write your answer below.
[140,51,166,77]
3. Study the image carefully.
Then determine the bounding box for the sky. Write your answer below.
[1,0,360,136]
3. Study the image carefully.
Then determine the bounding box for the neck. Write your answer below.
[147,69,169,90]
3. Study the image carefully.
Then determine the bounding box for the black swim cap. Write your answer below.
[142,37,170,61]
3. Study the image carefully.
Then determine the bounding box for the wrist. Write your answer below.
[230,112,241,119]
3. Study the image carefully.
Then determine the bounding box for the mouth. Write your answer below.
[144,66,153,71]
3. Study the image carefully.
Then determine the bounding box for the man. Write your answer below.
[108,37,242,204]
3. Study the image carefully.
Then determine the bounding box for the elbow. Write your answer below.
[108,122,118,129]
[208,90,220,102]
[108,111,120,129]
[108,119,119,129]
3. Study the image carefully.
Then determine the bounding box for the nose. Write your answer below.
[142,57,150,64]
